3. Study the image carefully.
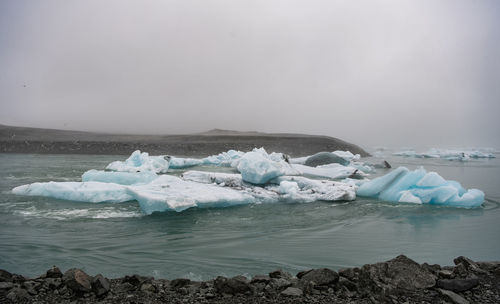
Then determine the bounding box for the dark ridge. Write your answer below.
[0,124,370,157]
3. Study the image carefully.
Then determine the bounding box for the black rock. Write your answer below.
[0,269,12,282]
[122,274,152,287]
[338,267,360,282]
[269,269,292,280]
[6,287,30,302]
[358,255,436,294]
[91,274,110,297]
[0,281,14,290]
[23,280,41,295]
[296,269,312,279]
[299,268,339,286]
[45,277,62,289]
[338,276,357,291]
[214,276,252,295]
[170,278,191,289]
[281,287,303,297]
[251,275,271,284]
[437,278,479,292]
[62,268,92,293]
[454,256,485,274]
[269,278,292,291]
[46,266,63,278]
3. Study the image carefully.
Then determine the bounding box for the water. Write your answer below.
[1,152,499,280]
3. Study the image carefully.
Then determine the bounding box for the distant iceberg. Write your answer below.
[393,148,496,161]
[169,150,245,169]
[357,167,484,208]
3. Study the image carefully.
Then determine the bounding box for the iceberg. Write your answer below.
[82,169,158,185]
[106,150,170,173]
[235,148,299,184]
[169,157,203,169]
[393,148,496,161]
[357,167,484,208]
[165,150,245,169]
[292,163,365,180]
[290,150,360,166]
[12,181,133,203]
[128,175,257,213]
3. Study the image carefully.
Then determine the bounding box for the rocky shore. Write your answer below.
[1,255,499,304]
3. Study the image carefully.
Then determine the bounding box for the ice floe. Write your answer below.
[393,148,496,161]
[82,169,158,185]
[106,150,170,173]
[357,167,484,208]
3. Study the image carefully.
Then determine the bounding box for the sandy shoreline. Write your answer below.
[0,125,369,157]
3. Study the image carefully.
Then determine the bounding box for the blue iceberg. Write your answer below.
[357,167,484,208]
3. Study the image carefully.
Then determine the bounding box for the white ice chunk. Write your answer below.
[278,181,300,194]
[292,163,363,180]
[82,170,159,185]
[128,175,256,213]
[357,167,484,208]
[12,182,132,203]
[235,148,299,184]
[272,176,357,201]
[106,150,169,173]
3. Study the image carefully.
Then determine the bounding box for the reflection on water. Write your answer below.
[0,153,499,279]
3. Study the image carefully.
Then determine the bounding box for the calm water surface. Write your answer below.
[0,152,499,279]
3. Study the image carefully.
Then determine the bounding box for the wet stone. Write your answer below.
[46,266,63,278]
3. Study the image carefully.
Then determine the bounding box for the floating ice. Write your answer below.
[169,150,245,169]
[182,171,243,187]
[82,170,158,185]
[106,150,170,173]
[272,176,357,201]
[292,163,365,180]
[357,167,484,208]
[235,148,299,184]
[394,148,495,161]
[12,182,133,203]
[128,175,257,213]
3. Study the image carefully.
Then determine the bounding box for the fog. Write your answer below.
[1,0,499,149]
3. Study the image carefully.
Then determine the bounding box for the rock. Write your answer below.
[0,269,13,282]
[305,152,350,167]
[358,255,436,294]
[62,268,92,293]
[0,281,14,290]
[45,278,62,289]
[454,256,486,274]
[46,266,63,278]
[269,269,293,280]
[296,269,312,279]
[91,274,110,297]
[453,263,469,278]
[338,276,357,291]
[250,275,271,284]
[437,278,479,292]
[476,261,500,272]
[6,287,30,301]
[122,274,152,286]
[115,282,135,293]
[214,276,252,295]
[140,283,156,293]
[438,269,454,279]
[299,268,339,286]
[438,288,470,304]
[23,280,41,295]
[281,287,303,296]
[170,278,191,289]
[269,278,292,290]
[338,267,360,281]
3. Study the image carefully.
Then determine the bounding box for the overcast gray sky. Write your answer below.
[1,0,499,149]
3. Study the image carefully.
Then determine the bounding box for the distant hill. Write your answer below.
[0,124,369,157]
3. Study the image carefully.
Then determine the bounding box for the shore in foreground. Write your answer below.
[1,255,499,304]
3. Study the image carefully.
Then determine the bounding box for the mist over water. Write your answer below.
[1,152,499,279]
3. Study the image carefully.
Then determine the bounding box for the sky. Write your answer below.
[1,0,499,149]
